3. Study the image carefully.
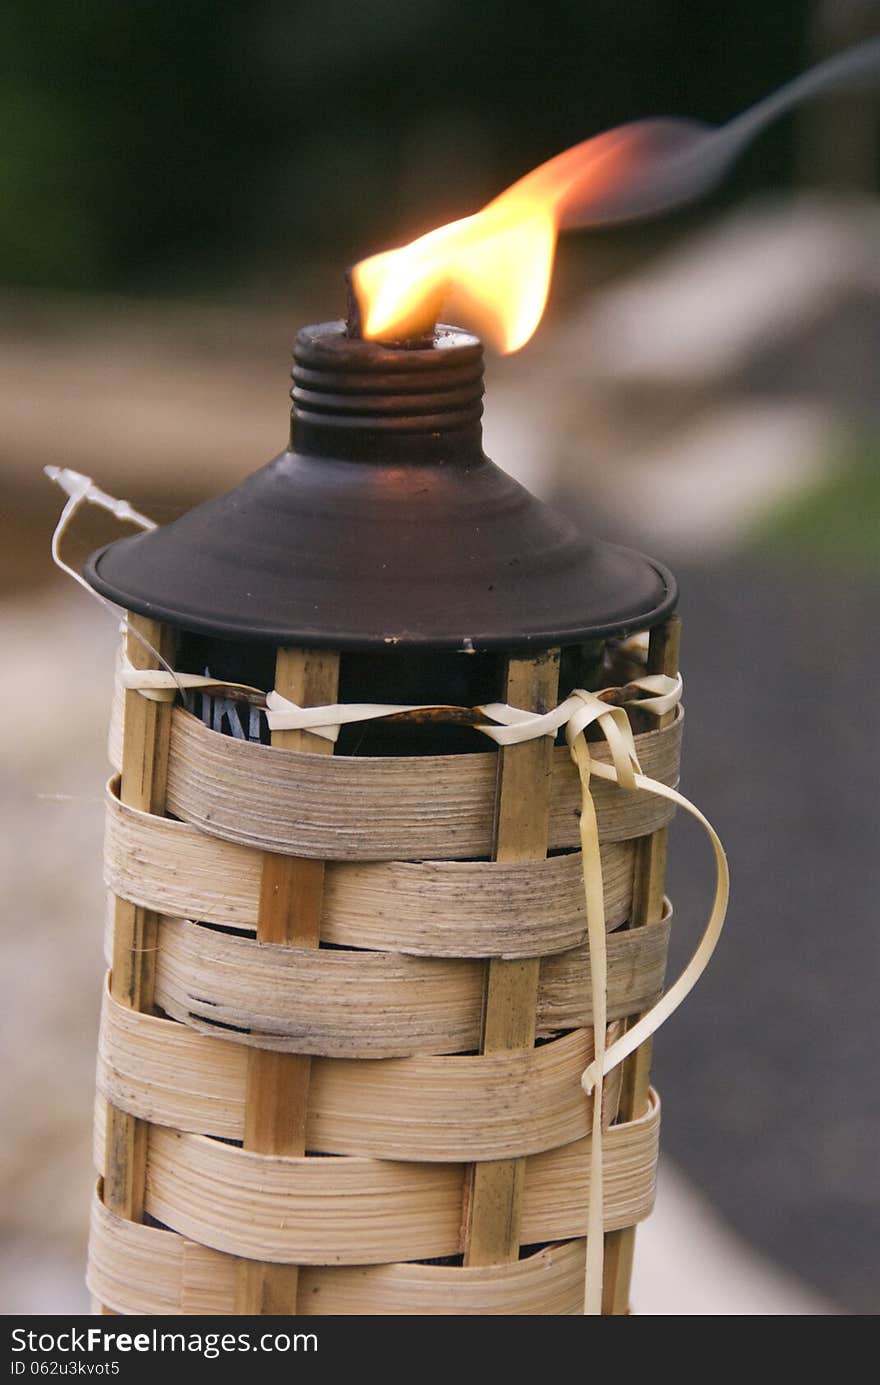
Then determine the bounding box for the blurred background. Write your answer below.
[2,0,878,1315]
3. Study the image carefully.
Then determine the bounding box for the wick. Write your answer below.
[344,269,363,339]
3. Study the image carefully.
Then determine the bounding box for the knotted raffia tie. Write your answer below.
[125,654,728,1315]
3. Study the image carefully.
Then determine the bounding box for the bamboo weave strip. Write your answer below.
[104,778,636,956]
[149,914,670,1058]
[92,1094,659,1264]
[166,705,681,859]
[107,695,682,860]
[87,1194,587,1315]
[97,984,624,1161]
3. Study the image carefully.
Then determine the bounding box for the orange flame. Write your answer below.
[352,124,687,353]
[352,34,880,351]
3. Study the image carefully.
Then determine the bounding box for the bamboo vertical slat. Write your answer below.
[234,647,340,1316]
[462,650,561,1266]
[104,614,175,1224]
[602,616,681,1314]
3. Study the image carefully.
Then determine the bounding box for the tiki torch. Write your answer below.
[81,306,694,1315]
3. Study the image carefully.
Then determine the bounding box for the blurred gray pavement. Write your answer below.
[653,557,879,1315]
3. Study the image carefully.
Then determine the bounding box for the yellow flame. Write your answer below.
[353,206,555,354]
[354,39,880,351]
[351,128,637,353]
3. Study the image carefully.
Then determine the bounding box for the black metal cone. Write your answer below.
[85,322,676,652]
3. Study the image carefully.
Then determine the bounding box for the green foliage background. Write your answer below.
[1,1,811,293]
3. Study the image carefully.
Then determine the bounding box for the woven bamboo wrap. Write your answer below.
[91,688,681,1315]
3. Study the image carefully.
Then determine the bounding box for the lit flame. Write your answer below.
[352,127,656,354]
[352,34,880,351]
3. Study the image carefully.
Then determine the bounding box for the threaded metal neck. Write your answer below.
[290,321,485,458]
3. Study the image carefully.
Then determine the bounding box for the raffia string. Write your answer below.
[119,662,264,705]
[49,470,729,1316]
[562,691,727,1313]
[45,468,183,685]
